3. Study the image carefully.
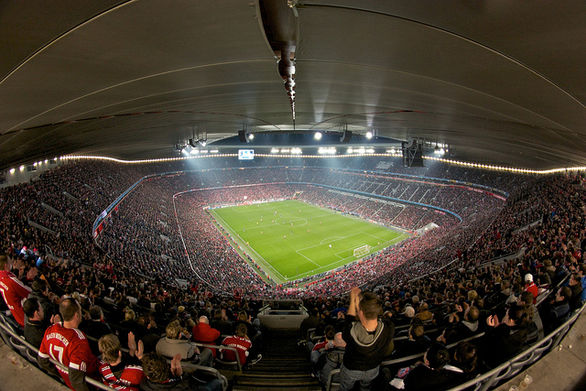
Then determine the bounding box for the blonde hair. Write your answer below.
[165,320,182,339]
[98,334,121,363]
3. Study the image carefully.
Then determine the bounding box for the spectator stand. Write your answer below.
[0,312,229,391]
[449,303,586,391]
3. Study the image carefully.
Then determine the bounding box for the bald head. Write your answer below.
[198,315,209,324]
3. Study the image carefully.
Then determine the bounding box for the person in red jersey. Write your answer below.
[0,254,31,327]
[524,273,539,303]
[220,323,261,366]
[38,297,97,391]
[97,333,144,391]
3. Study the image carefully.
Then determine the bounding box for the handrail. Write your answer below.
[325,332,486,390]
[0,318,116,391]
[0,317,230,391]
[447,303,586,391]
[192,342,242,371]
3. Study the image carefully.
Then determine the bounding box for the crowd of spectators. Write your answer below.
[0,158,584,390]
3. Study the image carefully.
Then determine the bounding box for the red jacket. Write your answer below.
[525,282,539,303]
[0,270,31,326]
[192,322,221,357]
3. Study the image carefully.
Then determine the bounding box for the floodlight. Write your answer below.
[365,131,373,140]
[314,132,322,140]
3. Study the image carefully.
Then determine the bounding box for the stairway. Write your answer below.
[232,329,322,390]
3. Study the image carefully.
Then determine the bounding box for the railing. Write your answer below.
[0,316,115,391]
[0,316,230,391]
[193,342,242,372]
[323,303,584,391]
[447,303,585,391]
[325,333,486,390]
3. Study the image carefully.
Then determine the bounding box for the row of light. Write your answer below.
[9,158,58,175]
[317,147,337,155]
[183,148,219,155]
[7,153,586,176]
[313,131,373,140]
[347,147,375,154]
[270,147,302,154]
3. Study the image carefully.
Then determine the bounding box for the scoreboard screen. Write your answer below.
[238,149,254,160]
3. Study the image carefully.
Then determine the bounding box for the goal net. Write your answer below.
[353,244,371,258]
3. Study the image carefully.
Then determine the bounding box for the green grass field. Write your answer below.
[210,199,409,284]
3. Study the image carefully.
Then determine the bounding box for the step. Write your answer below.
[235,376,320,387]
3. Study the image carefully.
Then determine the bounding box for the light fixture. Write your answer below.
[271,148,279,154]
[314,132,322,141]
[19,165,25,172]
[9,168,15,175]
[365,131,373,140]
[248,133,255,141]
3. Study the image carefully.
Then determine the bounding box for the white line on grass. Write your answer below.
[212,210,287,282]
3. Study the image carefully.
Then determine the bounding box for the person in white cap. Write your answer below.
[524,273,538,303]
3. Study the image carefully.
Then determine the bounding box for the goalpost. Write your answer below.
[353,244,371,258]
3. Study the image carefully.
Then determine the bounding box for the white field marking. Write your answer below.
[286,232,410,280]
[318,236,345,245]
[211,209,287,282]
[294,250,321,267]
[297,231,365,253]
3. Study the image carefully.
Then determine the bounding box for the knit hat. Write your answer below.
[524,273,533,283]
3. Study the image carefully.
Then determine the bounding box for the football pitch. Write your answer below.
[209,199,410,284]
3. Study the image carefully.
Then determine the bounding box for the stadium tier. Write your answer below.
[0,157,584,391]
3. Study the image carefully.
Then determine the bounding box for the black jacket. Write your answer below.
[342,315,394,371]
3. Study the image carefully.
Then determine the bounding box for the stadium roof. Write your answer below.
[0,0,584,170]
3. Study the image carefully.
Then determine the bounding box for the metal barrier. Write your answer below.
[325,333,486,390]
[0,316,116,391]
[447,303,586,391]
[0,317,230,391]
[193,342,243,372]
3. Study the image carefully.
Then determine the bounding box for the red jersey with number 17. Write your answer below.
[38,323,97,389]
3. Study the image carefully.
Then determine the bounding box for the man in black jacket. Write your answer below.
[22,297,46,348]
[339,287,394,391]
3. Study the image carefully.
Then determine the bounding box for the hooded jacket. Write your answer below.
[341,315,394,371]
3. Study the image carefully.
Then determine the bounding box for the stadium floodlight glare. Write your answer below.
[19,165,25,172]
[210,149,219,154]
[347,148,353,154]
[247,133,254,141]
[270,148,279,154]
[314,131,322,141]
[190,149,199,155]
[366,148,375,154]
[434,145,445,156]
[318,147,336,155]
[9,168,15,175]
[291,147,302,154]
[365,131,373,140]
